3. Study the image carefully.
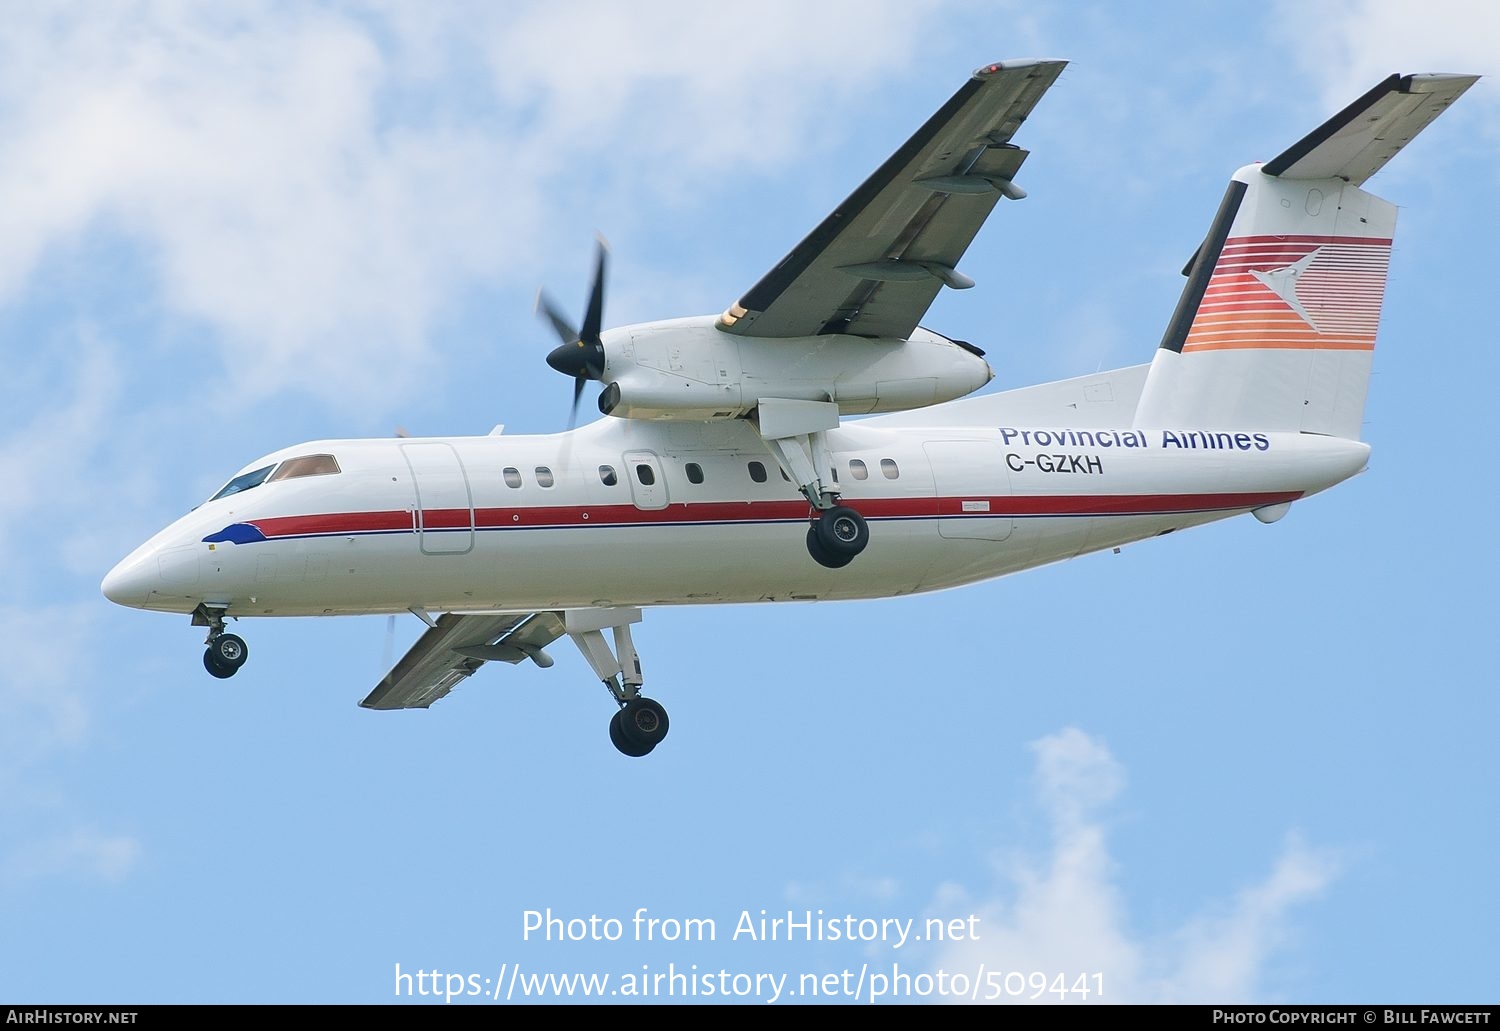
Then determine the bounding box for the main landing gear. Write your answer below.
[806,505,869,569]
[195,604,249,679]
[753,399,870,570]
[609,698,670,757]
[562,608,671,757]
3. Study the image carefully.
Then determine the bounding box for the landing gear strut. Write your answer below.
[754,398,870,570]
[195,604,249,679]
[564,608,671,757]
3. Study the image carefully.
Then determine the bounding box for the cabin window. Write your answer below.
[748,461,767,483]
[535,466,555,488]
[635,464,656,486]
[881,458,900,480]
[850,459,868,480]
[598,465,618,486]
[503,467,522,488]
[685,462,704,484]
[267,454,341,482]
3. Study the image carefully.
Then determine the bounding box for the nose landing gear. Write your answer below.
[195,604,249,679]
[203,632,249,679]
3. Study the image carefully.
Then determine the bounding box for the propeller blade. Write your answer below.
[580,239,607,347]
[537,237,612,426]
[536,291,580,350]
[568,376,587,430]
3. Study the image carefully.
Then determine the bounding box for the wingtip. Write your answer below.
[1404,71,1482,92]
[972,58,1068,79]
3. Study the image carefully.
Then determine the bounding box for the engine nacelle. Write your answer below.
[595,315,992,421]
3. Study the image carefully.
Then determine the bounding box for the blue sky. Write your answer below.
[3,0,1497,1005]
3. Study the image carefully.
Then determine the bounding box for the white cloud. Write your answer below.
[3,827,142,884]
[1160,836,1339,1003]
[0,605,99,785]
[0,338,121,579]
[927,728,1339,1003]
[0,4,522,406]
[1271,1,1499,117]
[1031,724,1126,827]
[0,1,951,410]
[477,0,942,183]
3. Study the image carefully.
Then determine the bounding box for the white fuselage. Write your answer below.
[102,416,1370,618]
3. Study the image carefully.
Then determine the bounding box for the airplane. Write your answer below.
[101,61,1478,757]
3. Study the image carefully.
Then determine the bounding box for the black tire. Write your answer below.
[618,697,670,750]
[211,633,249,670]
[610,709,654,757]
[806,526,854,568]
[203,649,237,679]
[814,506,868,558]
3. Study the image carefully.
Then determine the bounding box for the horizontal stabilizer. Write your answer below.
[1262,73,1479,185]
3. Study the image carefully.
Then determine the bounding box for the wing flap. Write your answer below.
[721,59,1066,340]
[359,611,565,710]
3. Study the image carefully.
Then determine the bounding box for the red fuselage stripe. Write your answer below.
[243,491,1305,538]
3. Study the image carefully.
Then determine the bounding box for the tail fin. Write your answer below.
[1133,73,1478,438]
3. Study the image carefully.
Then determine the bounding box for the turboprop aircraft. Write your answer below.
[101,61,1477,756]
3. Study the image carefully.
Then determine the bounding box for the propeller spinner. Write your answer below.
[537,240,609,427]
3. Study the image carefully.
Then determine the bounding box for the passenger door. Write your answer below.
[622,451,668,511]
[401,442,475,554]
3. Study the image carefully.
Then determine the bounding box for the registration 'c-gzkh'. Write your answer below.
[103,62,1479,756]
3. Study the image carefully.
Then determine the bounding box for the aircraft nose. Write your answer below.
[101,553,155,608]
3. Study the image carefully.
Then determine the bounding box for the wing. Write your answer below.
[359,611,566,710]
[718,59,1066,341]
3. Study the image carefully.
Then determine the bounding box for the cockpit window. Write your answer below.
[209,464,276,501]
[267,454,341,482]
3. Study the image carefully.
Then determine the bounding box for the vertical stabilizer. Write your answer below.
[1134,73,1477,439]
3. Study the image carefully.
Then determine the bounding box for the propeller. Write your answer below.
[536,239,609,428]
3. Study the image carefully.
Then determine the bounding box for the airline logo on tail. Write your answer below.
[1183,233,1391,352]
